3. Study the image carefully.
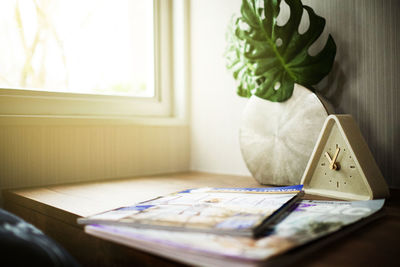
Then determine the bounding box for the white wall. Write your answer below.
[189,0,251,176]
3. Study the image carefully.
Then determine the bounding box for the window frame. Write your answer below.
[0,0,177,119]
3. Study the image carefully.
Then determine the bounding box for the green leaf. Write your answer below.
[225,0,336,102]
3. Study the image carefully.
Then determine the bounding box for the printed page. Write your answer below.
[85,199,384,265]
[79,186,302,235]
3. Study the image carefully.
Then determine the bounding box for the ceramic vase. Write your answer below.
[239,83,333,185]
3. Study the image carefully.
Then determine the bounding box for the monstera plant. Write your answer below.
[226,0,337,186]
[226,0,336,102]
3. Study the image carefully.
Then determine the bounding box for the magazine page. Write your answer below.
[78,185,303,236]
[85,199,384,266]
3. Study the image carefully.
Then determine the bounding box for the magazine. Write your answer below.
[84,199,384,267]
[78,185,303,237]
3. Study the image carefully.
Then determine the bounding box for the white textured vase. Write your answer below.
[239,84,332,185]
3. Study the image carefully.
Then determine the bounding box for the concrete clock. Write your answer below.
[301,115,389,200]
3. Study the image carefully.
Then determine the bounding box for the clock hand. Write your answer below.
[325,151,338,170]
[324,152,333,163]
[330,147,340,170]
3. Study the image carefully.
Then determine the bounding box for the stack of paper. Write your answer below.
[77,185,384,266]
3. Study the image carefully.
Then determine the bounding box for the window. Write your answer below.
[0,0,179,118]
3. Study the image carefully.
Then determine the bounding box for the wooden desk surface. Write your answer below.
[3,172,400,267]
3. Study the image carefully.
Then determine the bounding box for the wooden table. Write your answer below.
[3,172,400,266]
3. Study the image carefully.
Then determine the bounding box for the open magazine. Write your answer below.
[78,185,303,237]
[84,199,384,267]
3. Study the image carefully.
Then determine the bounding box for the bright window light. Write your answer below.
[0,0,155,97]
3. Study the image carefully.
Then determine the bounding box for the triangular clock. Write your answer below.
[301,114,390,200]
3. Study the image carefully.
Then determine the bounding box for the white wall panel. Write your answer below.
[0,122,189,192]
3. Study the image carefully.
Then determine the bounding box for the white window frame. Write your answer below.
[0,0,186,120]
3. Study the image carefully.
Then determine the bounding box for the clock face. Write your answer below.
[308,123,370,197]
[302,114,389,200]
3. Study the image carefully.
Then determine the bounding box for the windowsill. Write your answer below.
[3,171,400,266]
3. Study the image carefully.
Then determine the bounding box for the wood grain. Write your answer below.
[3,172,262,266]
[3,172,400,266]
[3,172,263,220]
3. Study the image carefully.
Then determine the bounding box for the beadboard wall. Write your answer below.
[0,121,190,196]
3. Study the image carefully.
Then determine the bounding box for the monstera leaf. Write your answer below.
[226,0,336,102]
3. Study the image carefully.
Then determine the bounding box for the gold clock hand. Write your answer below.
[330,147,340,170]
[325,151,338,170]
[324,152,333,163]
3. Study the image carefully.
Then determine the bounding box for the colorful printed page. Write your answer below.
[78,185,303,236]
[85,199,384,266]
